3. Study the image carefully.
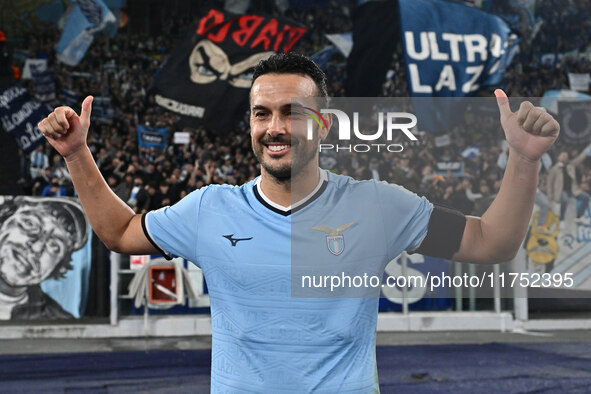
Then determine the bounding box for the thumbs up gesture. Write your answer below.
[38,96,94,160]
[495,89,560,162]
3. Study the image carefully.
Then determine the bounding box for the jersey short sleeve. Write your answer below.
[375,181,433,259]
[142,187,207,263]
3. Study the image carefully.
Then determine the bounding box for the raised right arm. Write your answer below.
[38,96,158,255]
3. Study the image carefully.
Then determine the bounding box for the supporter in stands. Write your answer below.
[31,167,52,196]
[41,177,67,197]
[547,144,591,226]
[112,172,133,202]
[50,155,72,189]
[29,144,49,181]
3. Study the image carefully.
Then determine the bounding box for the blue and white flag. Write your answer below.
[63,88,80,107]
[91,96,114,122]
[436,161,465,177]
[0,86,49,153]
[540,90,591,114]
[539,53,558,67]
[56,0,116,66]
[568,73,590,92]
[137,125,168,149]
[326,32,353,58]
[22,58,48,80]
[31,66,56,104]
[460,145,480,159]
[399,0,518,97]
[311,46,336,71]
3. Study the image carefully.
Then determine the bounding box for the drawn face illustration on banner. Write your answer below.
[189,39,273,88]
[0,198,88,288]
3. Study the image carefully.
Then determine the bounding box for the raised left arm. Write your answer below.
[452,90,560,264]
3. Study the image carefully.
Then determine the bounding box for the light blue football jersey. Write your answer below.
[144,169,433,393]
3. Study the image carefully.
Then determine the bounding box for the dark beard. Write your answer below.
[253,138,318,183]
[261,161,291,181]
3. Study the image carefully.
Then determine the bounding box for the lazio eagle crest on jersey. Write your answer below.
[312,222,356,256]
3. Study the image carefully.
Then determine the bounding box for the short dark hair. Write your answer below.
[251,52,328,101]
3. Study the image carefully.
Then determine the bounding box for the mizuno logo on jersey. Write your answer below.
[312,222,356,256]
[223,234,253,246]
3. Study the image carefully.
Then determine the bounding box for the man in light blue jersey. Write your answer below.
[39,53,559,392]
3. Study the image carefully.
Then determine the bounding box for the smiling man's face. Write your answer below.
[250,73,326,181]
[0,207,70,287]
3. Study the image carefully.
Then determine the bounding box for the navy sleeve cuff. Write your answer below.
[141,212,173,261]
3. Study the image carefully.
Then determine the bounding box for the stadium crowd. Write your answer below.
[12,0,591,222]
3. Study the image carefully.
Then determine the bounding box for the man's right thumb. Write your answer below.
[80,95,93,124]
[494,89,512,119]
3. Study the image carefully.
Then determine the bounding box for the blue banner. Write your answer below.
[539,53,558,67]
[540,90,591,114]
[380,255,452,311]
[63,88,80,107]
[55,0,115,66]
[0,86,49,153]
[436,161,465,177]
[399,0,517,97]
[460,145,480,159]
[91,96,114,122]
[31,66,56,104]
[311,46,336,71]
[326,32,353,57]
[137,125,168,149]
